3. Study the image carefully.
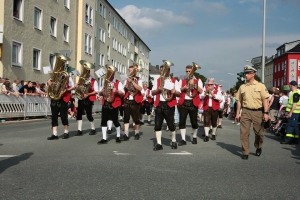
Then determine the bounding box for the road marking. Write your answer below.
[113,151,133,156]
[164,151,193,155]
[0,155,17,158]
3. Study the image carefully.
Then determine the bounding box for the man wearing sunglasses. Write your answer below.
[177,65,203,145]
[235,65,270,160]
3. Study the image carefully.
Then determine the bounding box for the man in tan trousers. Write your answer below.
[235,65,270,160]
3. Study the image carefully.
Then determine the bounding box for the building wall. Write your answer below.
[1,0,77,83]
[273,55,287,88]
[265,60,274,89]
[0,0,4,78]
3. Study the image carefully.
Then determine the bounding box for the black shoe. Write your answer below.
[203,136,209,142]
[62,133,69,139]
[107,129,112,134]
[241,155,249,160]
[217,125,222,129]
[147,121,151,125]
[192,138,197,144]
[75,130,83,136]
[211,135,216,140]
[134,134,140,140]
[153,144,163,151]
[121,134,129,141]
[171,142,177,149]
[255,148,262,156]
[89,129,96,135]
[97,139,107,144]
[116,137,121,143]
[178,140,187,146]
[140,121,144,125]
[47,135,58,140]
[280,141,291,144]
[209,129,212,134]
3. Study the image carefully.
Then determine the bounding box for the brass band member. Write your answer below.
[201,78,222,142]
[47,54,75,140]
[140,82,153,125]
[121,65,143,141]
[178,65,203,145]
[152,62,181,151]
[75,62,98,136]
[98,65,124,144]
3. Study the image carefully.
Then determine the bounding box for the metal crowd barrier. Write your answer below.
[0,94,102,119]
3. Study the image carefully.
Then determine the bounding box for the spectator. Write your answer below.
[33,81,47,97]
[19,81,38,96]
[12,78,20,92]
[0,78,5,93]
[3,80,19,98]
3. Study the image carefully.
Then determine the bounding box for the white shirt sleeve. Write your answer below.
[93,79,99,92]
[174,80,181,93]
[198,79,203,89]
[118,82,125,94]
[138,79,143,88]
[214,88,222,100]
[69,77,74,87]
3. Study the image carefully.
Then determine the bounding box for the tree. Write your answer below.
[233,74,262,92]
[193,72,207,84]
[148,75,154,89]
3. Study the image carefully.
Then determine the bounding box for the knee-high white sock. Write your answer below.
[192,128,198,138]
[210,126,212,129]
[64,129,68,134]
[204,127,210,136]
[116,126,121,137]
[107,120,112,130]
[102,127,107,140]
[78,120,82,131]
[171,131,176,142]
[147,115,151,121]
[156,131,162,145]
[90,121,95,130]
[124,130,129,136]
[212,127,217,136]
[180,129,186,141]
[53,131,58,136]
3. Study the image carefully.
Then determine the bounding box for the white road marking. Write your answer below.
[164,151,193,155]
[113,151,133,156]
[0,155,17,158]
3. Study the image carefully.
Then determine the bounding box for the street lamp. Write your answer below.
[262,0,266,83]
[220,80,230,91]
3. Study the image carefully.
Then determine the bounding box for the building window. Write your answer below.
[49,53,55,70]
[274,64,276,73]
[33,48,41,70]
[63,24,69,42]
[89,35,92,54]
[50,16,57,37]
[99,27,105,43]
[107,23,111,38]
[34,7,42,30]
[12,41,22,66]
[107,46,110,60]
[98,52,105,66]
[13,0,23,21]
[85,34,92,54]
[85,4,93,25]
[99,2,106,18]
[64,0,70,9]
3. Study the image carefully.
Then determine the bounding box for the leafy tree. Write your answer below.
[193,72,207,84]
[148,75,154,89]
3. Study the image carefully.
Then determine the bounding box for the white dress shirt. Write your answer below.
[200,85,222,107]
[152,78,181,102]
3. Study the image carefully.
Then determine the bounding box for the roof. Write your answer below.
[287,43,300,53]
[149,64,160,75]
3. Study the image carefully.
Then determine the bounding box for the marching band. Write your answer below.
[46,54,228,150]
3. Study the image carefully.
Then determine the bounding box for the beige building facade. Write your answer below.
[0,0,150,86]
[0,0,78,83]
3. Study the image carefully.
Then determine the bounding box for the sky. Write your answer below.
[108,0,300,90]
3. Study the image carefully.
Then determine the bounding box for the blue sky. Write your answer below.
[109,0,300,90]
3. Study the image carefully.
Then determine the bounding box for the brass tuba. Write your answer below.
[128,64,141,96]
[103,64,116,103]
[186,62,201,98]
[75,60,94,100]
[47,53,70,101]
[161,60,174,101]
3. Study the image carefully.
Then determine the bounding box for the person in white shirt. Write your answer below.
[139,82,153,124]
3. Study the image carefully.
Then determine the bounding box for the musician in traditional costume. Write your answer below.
[47,53,75,140]
[152,61,181,151]
[98,65,124,144]
[201,78,222,142]
[140,82,153,125]
[121,64,143,141]
[178,64,203,145]
[74,61,98,136]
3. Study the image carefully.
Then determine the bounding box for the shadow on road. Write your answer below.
[282,145,300,163]
[0,152,34,174]
[216,142,242,157]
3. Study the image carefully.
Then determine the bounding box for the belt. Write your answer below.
[244,107,263,111]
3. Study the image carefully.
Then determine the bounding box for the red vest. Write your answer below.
[203,85,220,111]
[88,78,96,102]
[62,81,71,103]
[101,80,122,108]
[147,89,153,103]
[154,78,177,108]
[123,77,143,103]
[179,79,200,106]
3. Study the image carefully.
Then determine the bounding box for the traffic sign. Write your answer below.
[251,56,262,65]
[60,50,72,57]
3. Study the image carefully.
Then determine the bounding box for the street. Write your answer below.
[0,115,300,199]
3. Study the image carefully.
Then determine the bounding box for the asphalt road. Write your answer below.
[0,114,300,199]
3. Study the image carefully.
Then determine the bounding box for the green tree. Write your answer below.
[193,72,207,84]
[148,75,154,89]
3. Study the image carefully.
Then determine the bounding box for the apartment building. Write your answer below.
[0,0,77,82]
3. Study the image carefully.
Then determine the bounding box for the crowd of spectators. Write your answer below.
[0,77,47,98]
